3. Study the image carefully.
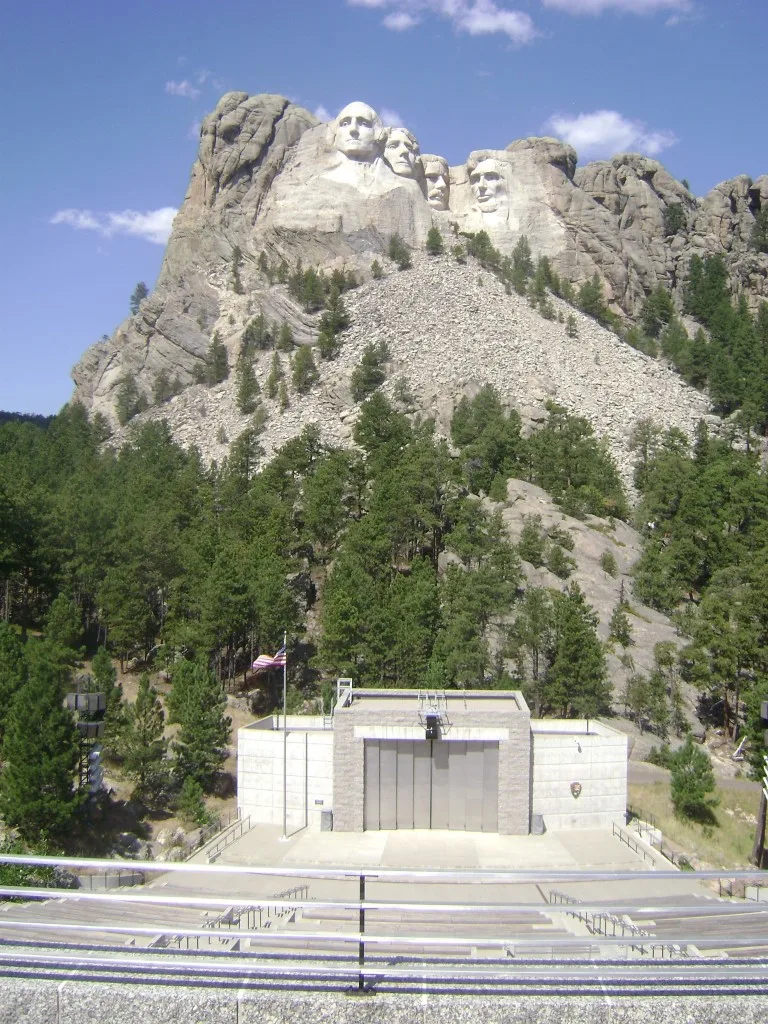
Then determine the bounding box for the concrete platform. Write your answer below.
[196,824,655,872]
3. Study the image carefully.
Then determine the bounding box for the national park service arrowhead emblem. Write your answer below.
[570,782,582,799]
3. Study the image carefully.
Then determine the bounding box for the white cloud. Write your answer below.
[50,209,101,232]
[50,207,177,245]
[165,79,201,99]
[541,0,691,14]
[314,105,332,121]
[380,107,405,128]
[347,1,538,44]
[545,109,677,159]
[383,11,420,28]
[457,1,537,39]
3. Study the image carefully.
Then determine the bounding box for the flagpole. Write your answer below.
[281,630,288,841]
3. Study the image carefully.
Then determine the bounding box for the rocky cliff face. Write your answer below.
[101,251,711,491]
[71,92,767,443]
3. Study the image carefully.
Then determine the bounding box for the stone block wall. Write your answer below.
[332,693,531,834]
[530,720,627,830]
[237,717,334,830]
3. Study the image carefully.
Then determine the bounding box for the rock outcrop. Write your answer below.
[103,251,712,491]
[71,92,768,437]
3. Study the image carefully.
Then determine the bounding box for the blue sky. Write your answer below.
[2,0,766,415]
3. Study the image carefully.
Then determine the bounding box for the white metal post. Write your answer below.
[281,631,288,841]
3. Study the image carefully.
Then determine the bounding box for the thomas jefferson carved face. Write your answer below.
[421,155,450,210]
[469,158,505,213]
[334,102,383,162]
[384,128,419,178]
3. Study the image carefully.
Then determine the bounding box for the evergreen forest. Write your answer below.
[3,241,768,850]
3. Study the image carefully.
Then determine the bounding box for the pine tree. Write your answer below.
[169,661,231,790]
[266,352,283,398]
[670,735,718,821]
[663,203,687,236]
[278,379,290,411]
[231,246,244,294]
[0,644,84,843]
[0,622,25,743]
[121,673,167,802]
[90,647,124,758]
[388,234,412,270]
[426,227,444,255]
[115,374,146,426]
[350,342,389,402]
[565,313,578,338]
[152,370,181,405]
[319,285,350,336]
[301,268,325,311]
[545,583,609,718]
[751,207,768,254]
[277,321,295,352]
[178,775,208,826]
[641,285,676,338]
[243,313,273,351]
[511,236,533,294]
[292,345,319,394]
[517,515,546,567]
[44,594,83,662]
[205,333,229,385]
[371,259,383,280]
[129,282,149,315]
[235,343,260,414]
[608,602,632,647]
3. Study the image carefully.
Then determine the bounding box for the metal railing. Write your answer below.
[200,814,253,862]
[611,822,659,866]
[548,890,686,958]
[719,877,768,901]
[2,855,768,994]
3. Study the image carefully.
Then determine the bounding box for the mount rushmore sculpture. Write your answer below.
[72,92,768,421]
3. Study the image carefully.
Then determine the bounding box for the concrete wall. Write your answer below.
[3,978,767,1024]
[237,716,334,831]
[333,691,531,834]
[530,720,627,830]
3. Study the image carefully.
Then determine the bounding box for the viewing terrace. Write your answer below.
[1,824,768,1022]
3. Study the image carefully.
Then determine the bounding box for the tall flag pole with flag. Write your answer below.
[251,637,289,839]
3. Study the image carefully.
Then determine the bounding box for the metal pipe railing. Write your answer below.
[3,854,768,993]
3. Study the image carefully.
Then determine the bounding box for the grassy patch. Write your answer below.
[628,779,761,869]
[625,605,652,623]
[587,522,616,536]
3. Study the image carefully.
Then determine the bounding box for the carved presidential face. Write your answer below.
[334,102,382,162]
[422,155,450,210]
[469,158,505,213]
[384,128,419,178]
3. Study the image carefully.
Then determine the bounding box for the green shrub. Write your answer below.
[646,743,672,769]
[599,551,618,576]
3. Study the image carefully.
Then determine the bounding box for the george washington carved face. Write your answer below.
[333,102,384,163]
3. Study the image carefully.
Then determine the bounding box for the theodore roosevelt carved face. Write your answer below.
[468,156,506,214]
[421,154,450,210]
[333,102,384,163]
[384,127,419,179]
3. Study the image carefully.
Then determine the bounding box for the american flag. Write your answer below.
[252,645,287,672]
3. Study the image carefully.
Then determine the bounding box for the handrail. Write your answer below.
[547,889,684,958]
[612,822,659,866]
[2,855,768,993]
[201,814,253,862]
[6,885,768,917]
[6,852,766,882]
